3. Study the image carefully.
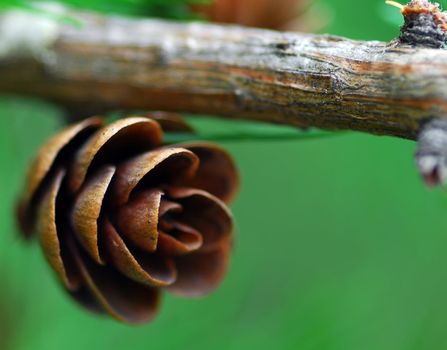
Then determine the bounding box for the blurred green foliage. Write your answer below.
[0,0,209,19]
[2,1,447,350]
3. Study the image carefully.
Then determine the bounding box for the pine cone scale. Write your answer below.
[111,148,199,205]
[115,189,163,252]
[174,143,239,204]
[102,219,178,287]
[167,237,232,297]
[159,199,182,216]
[19,118,103,237]
[157,222,203,255]
[37,168,79,290]
[69,117,163,194]
[166,187,233,252]
[68,235,161,324]
[71,165,116,265]
[148,112,196,133]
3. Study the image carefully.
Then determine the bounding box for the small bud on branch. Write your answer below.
[415,119,447,186]
[387,0,447,48]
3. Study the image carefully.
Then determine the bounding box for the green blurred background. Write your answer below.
[2,1,447,349]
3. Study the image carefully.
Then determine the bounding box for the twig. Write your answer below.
[1,9,447,139]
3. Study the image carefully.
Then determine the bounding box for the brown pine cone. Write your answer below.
[16,114,238,324]
[191,0,315,31]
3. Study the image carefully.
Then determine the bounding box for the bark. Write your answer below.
[1,10,447,139]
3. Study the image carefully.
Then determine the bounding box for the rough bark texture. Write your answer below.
[2,11,447,139]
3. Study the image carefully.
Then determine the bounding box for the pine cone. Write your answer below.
[191,0,314,30]
[17,114,238,324]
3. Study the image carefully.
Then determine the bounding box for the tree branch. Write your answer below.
[1,10,447,139]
